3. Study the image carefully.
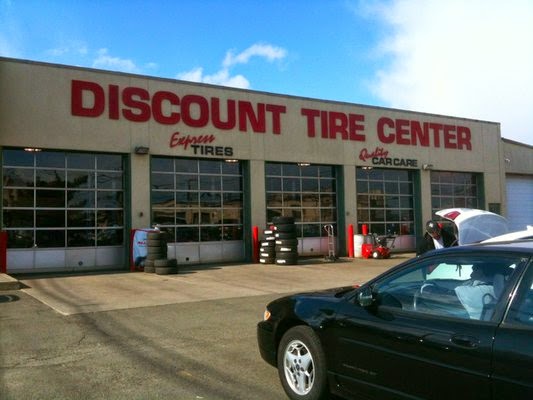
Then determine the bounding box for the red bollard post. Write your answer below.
[362,224,368,236]
[252,226,259,263]
[347,224,354,258]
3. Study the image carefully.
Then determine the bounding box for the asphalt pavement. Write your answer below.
[1,254,414,315]
[0,254,416,400]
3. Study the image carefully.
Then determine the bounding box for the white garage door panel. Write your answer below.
[506,176,533,231]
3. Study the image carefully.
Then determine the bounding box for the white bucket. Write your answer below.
[353,234,365,257]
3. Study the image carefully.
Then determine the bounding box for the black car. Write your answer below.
[257,240,533,400]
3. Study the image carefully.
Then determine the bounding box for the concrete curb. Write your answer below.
[0,273,21,290]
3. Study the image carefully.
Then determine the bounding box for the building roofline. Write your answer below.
[502,137,533,149]
[1,55,501,126]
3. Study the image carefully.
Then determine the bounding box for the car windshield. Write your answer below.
[373,255,524,321]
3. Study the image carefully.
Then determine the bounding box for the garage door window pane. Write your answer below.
[356,167,415,236]
[2,149,124,249]
[151,157,244,243]
[266,162,337,238]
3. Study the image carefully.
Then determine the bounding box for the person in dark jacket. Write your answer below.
[417,220,457,255]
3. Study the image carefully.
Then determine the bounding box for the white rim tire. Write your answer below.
[277,326,328,400]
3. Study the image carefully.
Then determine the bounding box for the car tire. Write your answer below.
[261,240,276,248]
[275,232,297,240]
[144,265,155,273]
[273,216,295,225]
[275,256,298,265]
[274,223,297,233]
[277,326,328,400]
[276,238,298,247]
[147,231,160,240]
[155,266,178,275]
[372,250,382,259]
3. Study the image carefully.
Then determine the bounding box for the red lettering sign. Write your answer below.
[301,108,366,141]
[71,80,473,151]
[71,80,287,135]
[359,147,389,162]
[376,117,472,150]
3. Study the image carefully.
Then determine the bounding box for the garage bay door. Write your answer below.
[506,175,533,231]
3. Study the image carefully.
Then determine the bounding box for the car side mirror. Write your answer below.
[357,287,374,307]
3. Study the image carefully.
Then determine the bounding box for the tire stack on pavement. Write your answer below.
[259,227,277,264]
[273,216,299,266]
[144,230,178,275]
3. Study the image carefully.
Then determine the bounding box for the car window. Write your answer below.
[506,266,533,327]
[373,255,522,321]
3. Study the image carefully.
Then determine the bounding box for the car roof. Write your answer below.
[421,239,533,258]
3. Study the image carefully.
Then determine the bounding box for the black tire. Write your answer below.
[275,232,298,240]
[264,235,277,242]
[154,259,169,267]
[147,231,160,240]
[260,250,276,258]
[145,253,161,261]
[276,245,298,253]
[147,239,160,247]
[275,257,298,265]
[259,257,276,264]
[277,326,329,400]
[274,224,297,233]
[260,240,276,248]
[263,229,274,235]
[144,265,155,273]
[166,258,177,267]
[275,238,298,247]
[273,216,295,225]
[372,250,382,259]
[155,266,178,275]
[147,246,162,255]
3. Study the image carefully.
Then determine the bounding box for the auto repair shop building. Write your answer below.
[1,57,532,273]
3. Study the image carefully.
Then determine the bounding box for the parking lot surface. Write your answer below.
[4,255,413,315]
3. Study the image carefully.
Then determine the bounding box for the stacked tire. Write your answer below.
[273,216,299,266]
[259,227,277,264]
[144,231,178,275]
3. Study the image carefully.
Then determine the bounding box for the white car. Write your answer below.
[436,208,509,245]
[482,225,533,243]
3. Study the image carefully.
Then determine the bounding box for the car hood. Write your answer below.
[436,208,509,245]
[268,286,354,317]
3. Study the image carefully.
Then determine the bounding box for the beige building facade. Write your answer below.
[1,57,530,273]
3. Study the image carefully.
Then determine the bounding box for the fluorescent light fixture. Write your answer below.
[134,146,149,155]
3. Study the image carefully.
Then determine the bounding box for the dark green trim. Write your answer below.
[477,173,486,209]
[124,153,133,269]
[242,160,252,261]
[336,165,346,256]
[413,170,423,248]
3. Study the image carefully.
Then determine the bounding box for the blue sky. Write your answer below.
[1,0,532,145]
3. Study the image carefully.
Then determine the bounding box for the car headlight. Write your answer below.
[263,309,272,321]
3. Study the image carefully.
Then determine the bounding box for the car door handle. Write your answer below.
[451,334,479,348]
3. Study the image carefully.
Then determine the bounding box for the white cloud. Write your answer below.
[369,0,533,145]
[92,48,139,73]
[177,43,287,89]
[222,43,287,68]
[47,42,88,57]
[177,66,250,89]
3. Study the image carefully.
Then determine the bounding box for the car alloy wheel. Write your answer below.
[277,326,328,400]
[284,339,314,395]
